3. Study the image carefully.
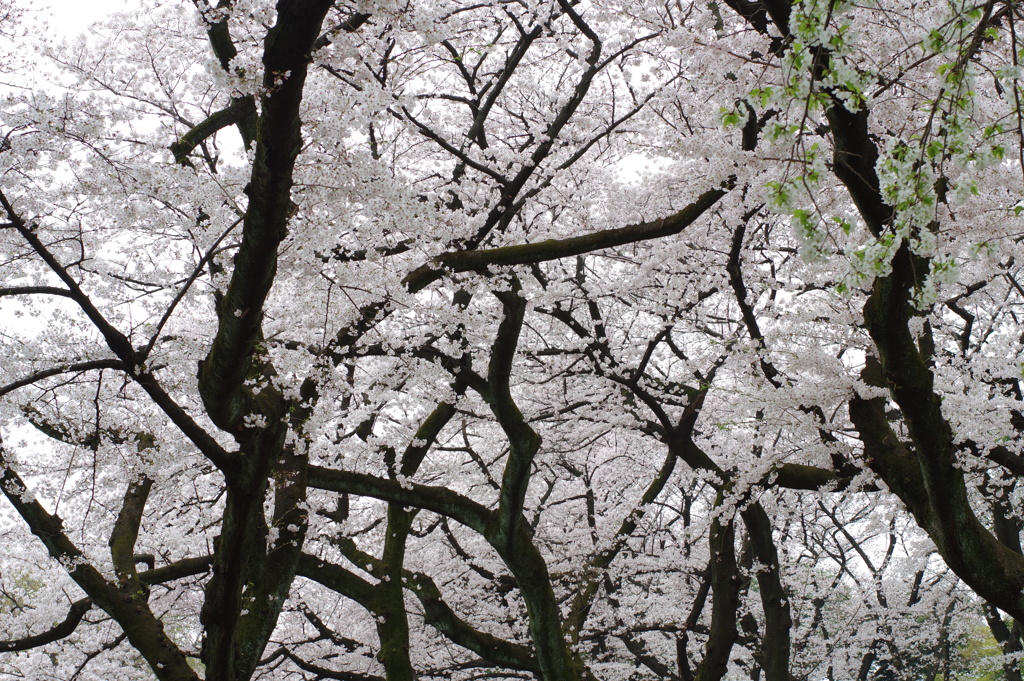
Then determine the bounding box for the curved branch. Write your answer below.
[567,446,678,639]
[307,540,540,673]
[140,217,243,359]
[864,252,1024,619]
[194,0,257,148]
[306,465,581,680]
[296,553,377,609]
[138,555,213,584]
[197,0,335,434]
[0,555,211,655]
[0,436,200,681]
[771,462,853,491]
[170,98,257,165]
[0,285,75,299]
[404,185,729,292]
[695,514,740,681]
[306,467,493,535]
[312,12,371,51]
[266,646,385,681]
[0,359,126,398]
[0,191,235,474]
[0,598,91,653]
[487,285,542,543]
[408,571,540,673]
[109,476,154,591]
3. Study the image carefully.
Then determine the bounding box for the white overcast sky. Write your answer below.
[42,0,132,37]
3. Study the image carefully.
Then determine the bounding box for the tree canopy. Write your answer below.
[1,0,1023,679]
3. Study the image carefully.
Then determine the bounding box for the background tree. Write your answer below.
[1,0,1023,680]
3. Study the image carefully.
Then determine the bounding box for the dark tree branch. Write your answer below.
[313,12,372,50]
[408,571,541,673]
[864,247,1024,619]
[487,283,542,544]
[170,97,257,165]
[0,191,236,474]
[0,359,127,398]
[738,504,791,681]
[0,555,211,655]
[0,285,75,299]
[265,646,385,681]
[109,476,154,592]
[193,0,257,148]
[307,467,493,535]
[0,599,92,653]
[197,0,335,435]
[297,553,377,610]
[320,536,541,673]
[771,462,853,491]
[567,446,677,638]
[404,185,729,292]
[0,436,200,681]
[695,513,740,681]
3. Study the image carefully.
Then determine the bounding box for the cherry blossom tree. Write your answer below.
[1,0,1022,680]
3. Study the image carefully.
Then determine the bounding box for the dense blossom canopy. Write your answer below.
[1,0,1023,679]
